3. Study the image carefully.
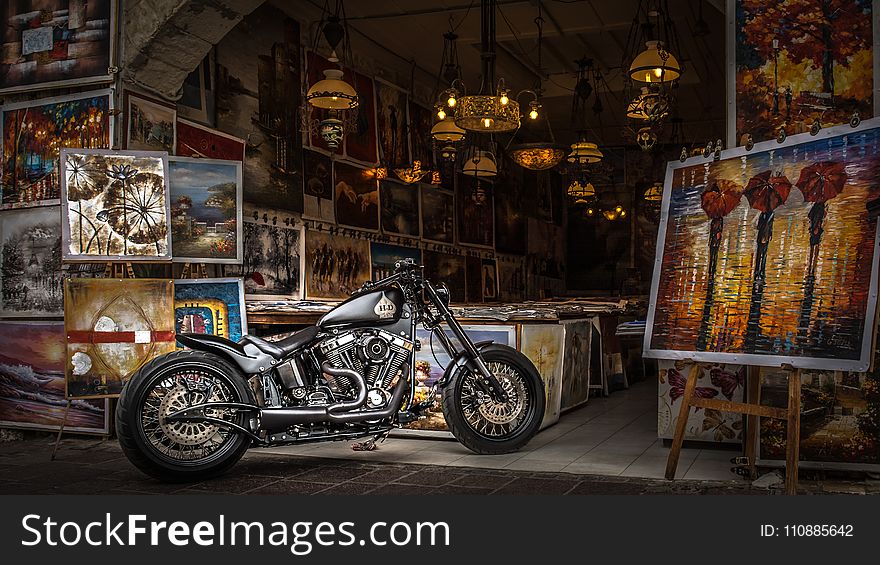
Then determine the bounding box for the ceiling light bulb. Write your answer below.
[620,210,627,218]
[587,208,594,216]
[529,108,538,120]
[448,96,457,107]
[483,117,493,128]
[654,67,663,78]
[437,108,446,120]
[500,92,509,105]
[615,205,623,213]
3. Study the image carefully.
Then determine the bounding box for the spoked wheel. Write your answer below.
[442,344,545,454]
[117,351,254,482]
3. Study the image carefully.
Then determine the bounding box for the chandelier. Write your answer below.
[567,179,596,204]
[567,138,603,165]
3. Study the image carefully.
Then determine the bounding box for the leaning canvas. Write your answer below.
[645,120,880,371]
[60,149,172,261]
[174,278,247,344]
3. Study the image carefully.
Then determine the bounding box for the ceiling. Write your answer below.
[274,0,728,148]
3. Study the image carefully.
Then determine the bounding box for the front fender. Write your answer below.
[177,333,274,375]
[438,340,498,387]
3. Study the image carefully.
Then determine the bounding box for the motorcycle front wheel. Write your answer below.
[116,350,254,482]
[441,344,545,454]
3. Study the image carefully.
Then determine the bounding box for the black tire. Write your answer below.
[116,350,254,482]
[441,344,545,455]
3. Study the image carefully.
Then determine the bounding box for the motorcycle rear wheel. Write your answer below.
[441,344,545,454]
[116,350,253,482]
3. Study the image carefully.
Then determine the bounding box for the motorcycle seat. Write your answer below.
[238,326,320,358]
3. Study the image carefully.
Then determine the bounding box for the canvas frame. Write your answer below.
[173,277,248,339]
[0,0,119,95]
[167,156,243,264]
[59,147,173,262]
[644,118,880,371]
[0,205,63,318]
[0,89,115,210]
[175,118,245,161]
[235,219,305,300]
[124,90,178,153]
[419,184,455,245]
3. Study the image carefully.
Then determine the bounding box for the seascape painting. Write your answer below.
[646,122,880,371]
[334,161,379,231]
[302,149,335,223]
[370,242,421,281]
[380,179,420,237]
[420,184,455,244]
[125,92,176,154]
[168,157,242,263]
[0,322,108,434]
[0,206,62,317]
[60,149,171,261]
[176,119,245,161]
[174,278,247,344]
[229,217,302,298]
[520,324,564,429]
[305,230,371,300]
[1,91,111,208]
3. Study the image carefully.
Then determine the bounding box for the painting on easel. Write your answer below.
[645,120,880,371]
[174,278,247,343]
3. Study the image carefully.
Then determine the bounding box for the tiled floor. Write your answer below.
[263,377,743,482]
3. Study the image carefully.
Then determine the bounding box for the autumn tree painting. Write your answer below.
[734,0,873,145]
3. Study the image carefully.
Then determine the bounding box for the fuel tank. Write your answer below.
[317,287,406,330]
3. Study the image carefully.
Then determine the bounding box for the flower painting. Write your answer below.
[168,157,242,263]
[60,149,171,261]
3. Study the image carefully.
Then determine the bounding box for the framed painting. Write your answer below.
[175,119,245,161]
[1,90,112,209]
[728,0,878,147]
[521,324,565,429]
[561,320,593,411]
[0,205,63,317]
[0,321,109,434]
[645,120,880,372]
[226,217,303,299]
[420,184,455,244]
[345,70,378,165]
[174,278,247,343]
[380,179,420,237]
[168,157,243,264]
[216,5,303,212]
[374,78,410,167]
[423,250,465,303]
[64,278,176,399]
[370,242,421,281]
[302,149,335,223]
[334,161,379,231]
[456,174,494,249]
[60,148,172,261]
[304,230,371,300]
[124,91,177,154]
[498,256,525,302]
[482,258,498,301]
[177,50,216,126]
[0,0,117,94]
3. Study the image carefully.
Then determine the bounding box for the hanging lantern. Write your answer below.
[566,140,603,165]
[431,117,466,143]
[567,180,596,204]
[307,68,359,110]
[629,40,681,84]
[644,182,663,202]
[462,149,497,178]
[393,160,429,184]
[509,143,567,171]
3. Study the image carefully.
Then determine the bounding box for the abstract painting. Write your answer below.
[657,360,744,444]
[370,242,421,281]
[423,250,465,303]
[125,92,177,154]
[305,230,371,300]
[380,179,420,237]
[375,79,410,167]
[456,174,494,248]
[302,149,335,223]
[0,0,116,93]
[561,320,593,411]
[345,70,378,164]
[175,119,245,161]
[216,4,303,212]
[498,256,526,302]
[228,217,303,298]
[334,161,379,231]
[520,324,564,429]
[645,121,880,371]
[65,278,176,399]
[168,157,242,263]
[0,322,109,434]
[1,206,62,317]
[1,90,111,208]
[60,149,171,261]
[729,0,876,146]
[174,278,247,344]
[420,184,454,244]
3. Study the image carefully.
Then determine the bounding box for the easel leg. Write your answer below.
[744,365,762,480]
[50,400,72,461]
[665,364,700,480]
[785,369,801,495]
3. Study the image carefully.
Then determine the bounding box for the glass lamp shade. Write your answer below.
[509,143,566,171]
[306,68,359,110]
[462,150,497,177]
[566,141,603,165]
[431,117,466,142]
[626,87,668,121]
[644,183,663,202]
[567,180,596,203]
[629,40,682,84]
[454,95,520,132]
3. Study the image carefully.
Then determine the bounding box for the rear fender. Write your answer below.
[176,333,275,375]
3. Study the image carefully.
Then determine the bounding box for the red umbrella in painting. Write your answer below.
[744,170,793,213]
[796,161,847,270]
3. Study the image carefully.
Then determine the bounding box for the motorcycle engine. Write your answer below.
[311,329,413,408]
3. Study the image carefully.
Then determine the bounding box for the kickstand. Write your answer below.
[352,430,391,452]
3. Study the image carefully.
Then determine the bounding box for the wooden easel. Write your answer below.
[664,362,801,495]
[180,262,208,279]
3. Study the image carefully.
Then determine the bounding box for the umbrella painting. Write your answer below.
[646,120,880,371]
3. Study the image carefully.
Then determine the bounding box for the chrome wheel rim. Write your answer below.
[459,361,531,439]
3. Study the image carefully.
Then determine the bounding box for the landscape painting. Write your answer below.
[305,230,371,300]
[174,278,247,343]
[229,218,303,298]
[730,0,876,146]
[302,149,335,223]
[380,179,420,237]
[65,278,176,399]
[0,0,116,93]
[168,157,242,263]
[2,91,111,208]
[60,149,171,261]
[334,161,379,231]
[0,322,109,434]
[370,242,421,281]
[125,92,176,154]
[646,121,880,371]
[420,184,454,244]
[0,206,62,317]
[176,119,245,161]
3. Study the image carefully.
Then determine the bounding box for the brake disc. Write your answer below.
[158,386,221,446]
[477,365,527,425]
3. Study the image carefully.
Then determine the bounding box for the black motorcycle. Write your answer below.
[116,259,545,481]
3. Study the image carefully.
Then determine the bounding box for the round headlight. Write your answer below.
[435,283,451,306]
